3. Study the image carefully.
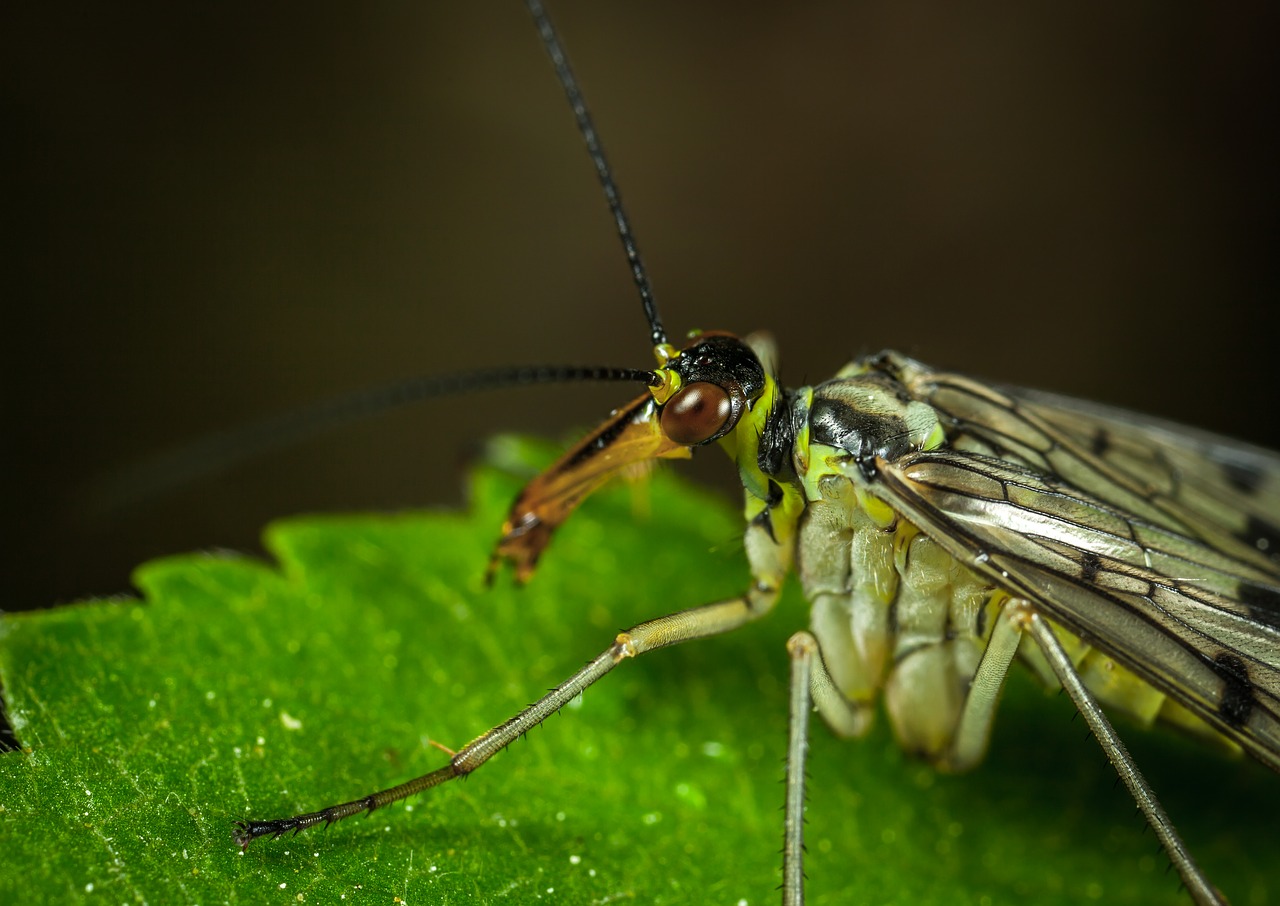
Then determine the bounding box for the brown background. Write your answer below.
[7,2,1277,610]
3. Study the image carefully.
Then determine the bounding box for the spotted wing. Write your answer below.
[1014,385,1280,545]
[864,367,1280,770]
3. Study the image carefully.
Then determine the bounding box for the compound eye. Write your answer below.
[660,382,733,445]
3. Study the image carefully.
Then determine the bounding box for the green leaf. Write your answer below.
[2,436,1276,904]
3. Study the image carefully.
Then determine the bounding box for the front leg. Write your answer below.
[234,586,777,848]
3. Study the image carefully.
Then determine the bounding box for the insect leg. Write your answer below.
[944,597,1025,772]
[1019,604,1226,906]
[234,589,775,849]
[783,632,816,906]
[783,630,863,906]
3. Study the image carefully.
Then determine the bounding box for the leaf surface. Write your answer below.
[2,438,1276,904]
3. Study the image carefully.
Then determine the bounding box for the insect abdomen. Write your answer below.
[796,469,995,759]
[791,371,1245,766]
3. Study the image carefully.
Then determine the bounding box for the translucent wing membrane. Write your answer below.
[1014,387,1280,558]
[222,1,1275,900]
[864,360,1280,770]
[906,368,1280,579]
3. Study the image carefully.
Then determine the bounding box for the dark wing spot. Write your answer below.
[1221,458,1266,495]
[1080,551,1101,584]
[1239,581,1280,632]
[1239,514,1280,562]
[1212,652,1255,728]
[1090,428,1110,457]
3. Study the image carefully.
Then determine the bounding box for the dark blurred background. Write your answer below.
[6,2,1277,611]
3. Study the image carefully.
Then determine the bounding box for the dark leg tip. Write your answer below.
[233,818,295,850]
[232,820,255,851]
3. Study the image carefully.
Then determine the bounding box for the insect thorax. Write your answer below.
[741,354,1241,765]
[777,370,998,761]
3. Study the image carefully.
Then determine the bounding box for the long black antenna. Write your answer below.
[88,365,657,517]
[526,0,668,349]
[89,4,672,515]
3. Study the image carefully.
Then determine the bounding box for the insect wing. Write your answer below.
[1010,385,1280,557]
[868,403,1280,771]
[896,364,1280,580]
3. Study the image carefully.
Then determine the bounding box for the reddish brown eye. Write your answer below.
[660,382,733,445]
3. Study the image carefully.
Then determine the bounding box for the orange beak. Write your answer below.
[489,391,691,583]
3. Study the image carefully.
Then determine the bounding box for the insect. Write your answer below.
[216,2,1280,904]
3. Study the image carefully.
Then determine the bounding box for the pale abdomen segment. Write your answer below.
[795,461,1235,766]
